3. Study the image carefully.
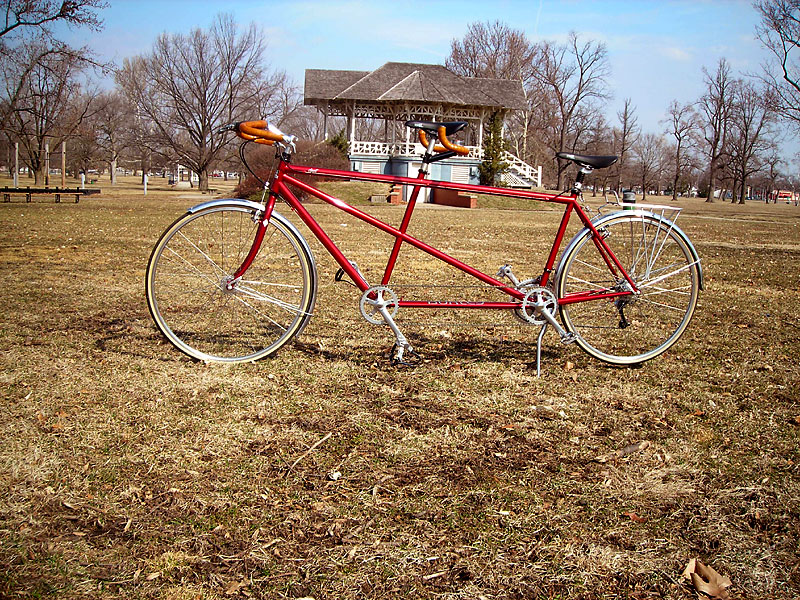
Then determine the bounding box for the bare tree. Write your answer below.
[531,32,611,189]
[729,79,775,203]
[93,91,132,184]
[1,1,106,134]
[446,21,540,174]
[446,20,538,84]
[754,0,800,130]
[4,39,97,184]
[762,148,783,201]
[1,0,106,39]
[698,59,735,202]
[632,133,667,200]
[663,100,699,202]
[612,98,640,193]
[116,14,287,191]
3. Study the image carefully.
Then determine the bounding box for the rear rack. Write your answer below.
[600,201,683,224]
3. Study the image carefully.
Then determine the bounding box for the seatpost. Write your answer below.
[572,167,591,195]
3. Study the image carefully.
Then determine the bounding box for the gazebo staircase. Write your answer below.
[500,151,542,188]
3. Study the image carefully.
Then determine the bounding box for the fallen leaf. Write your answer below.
[682,558,732,599]
[595,440,650,463]
[622,511,647,523]
[145,571,161,581]
[224,579,247,595]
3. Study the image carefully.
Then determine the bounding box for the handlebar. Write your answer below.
[221,119,468,157]
[217,120,289,146]
[418,128,469,156]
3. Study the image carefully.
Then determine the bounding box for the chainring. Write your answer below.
[519,286,558,326]
[359,285,399,325]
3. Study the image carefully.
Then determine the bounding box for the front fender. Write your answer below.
[186,198,316,284]
[187,197,266,214]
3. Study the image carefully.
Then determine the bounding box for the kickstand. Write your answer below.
[535,324,548,377]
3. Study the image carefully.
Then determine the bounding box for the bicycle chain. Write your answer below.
[349,282,549,329]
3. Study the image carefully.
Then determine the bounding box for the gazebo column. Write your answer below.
[349,100,357,149]
[404,104,410,148]
[478,109,485,148]
[322,103,329,140]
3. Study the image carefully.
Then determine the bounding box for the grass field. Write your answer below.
[1,175,798,599]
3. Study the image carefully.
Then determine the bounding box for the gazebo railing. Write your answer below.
[350,140,484,158]
[348,141,541,188]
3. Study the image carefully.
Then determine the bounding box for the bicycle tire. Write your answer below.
[555,212,700,365]
[146,203,316,363]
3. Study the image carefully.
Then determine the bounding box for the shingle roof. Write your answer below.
[304,62,526,110]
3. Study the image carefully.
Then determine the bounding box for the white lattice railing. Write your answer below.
[348,141,541,188]
[350,141,419,156]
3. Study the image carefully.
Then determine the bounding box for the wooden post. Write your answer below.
[61,141,66,188]
[13,142,18,188]
[44,142,50,187]
[349,100,356,152]
[143,173,148,196]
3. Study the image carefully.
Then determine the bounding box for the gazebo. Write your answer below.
[304,62,540,196]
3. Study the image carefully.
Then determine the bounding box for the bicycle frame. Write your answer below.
[246,157,639,311]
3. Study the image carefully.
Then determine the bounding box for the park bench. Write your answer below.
[2,186,101,204]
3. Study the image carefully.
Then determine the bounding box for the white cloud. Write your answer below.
[660,46,692,61]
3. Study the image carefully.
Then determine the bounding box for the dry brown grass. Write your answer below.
[1,175,799,599]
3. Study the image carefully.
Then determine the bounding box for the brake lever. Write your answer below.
[216,122,238,135]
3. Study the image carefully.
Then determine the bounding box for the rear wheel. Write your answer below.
[556,213,700,365]
[146,205,316,362]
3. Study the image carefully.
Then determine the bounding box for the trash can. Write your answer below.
[622,190,636,209]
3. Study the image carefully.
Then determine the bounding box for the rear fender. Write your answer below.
[554,210,703,292]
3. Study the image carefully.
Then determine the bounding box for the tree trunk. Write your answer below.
[198,169,209,192]
[705,166,716,203]
[110,157,117,185]
[672,174,679,203]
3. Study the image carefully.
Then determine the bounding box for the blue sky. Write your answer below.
[57,0,782,148]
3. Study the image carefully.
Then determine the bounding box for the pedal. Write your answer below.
[335,260,364,287]
[560,333,577,345]
[496,264,521,287]
[390,343,421,367]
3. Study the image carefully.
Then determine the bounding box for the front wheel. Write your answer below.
[556,212,700,365]
[146,204,316,363]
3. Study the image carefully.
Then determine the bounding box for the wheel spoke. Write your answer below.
[146,207,315,363]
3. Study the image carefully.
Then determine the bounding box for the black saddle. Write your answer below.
[405,120,468,136]
[557,152,618,170]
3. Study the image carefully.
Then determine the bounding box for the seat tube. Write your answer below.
[381,169,427,286]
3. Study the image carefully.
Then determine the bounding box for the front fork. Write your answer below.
[230,192,278,283]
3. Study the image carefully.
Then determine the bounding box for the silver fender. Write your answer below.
[187,198,316,273]
[553,209,703,292]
